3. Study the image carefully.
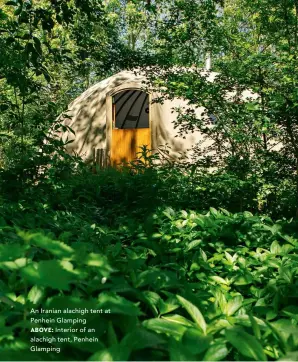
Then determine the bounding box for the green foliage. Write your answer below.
[0,0,144,171]
[143,0,298,216]
[1,186,298,360]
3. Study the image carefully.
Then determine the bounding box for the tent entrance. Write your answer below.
[110,90,151,165]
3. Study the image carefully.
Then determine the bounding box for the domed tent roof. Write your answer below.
[58,70,148,159]
[56,69,212,164]
[58,69,255,165]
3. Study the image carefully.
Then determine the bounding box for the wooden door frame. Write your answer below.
[106,86,152,165]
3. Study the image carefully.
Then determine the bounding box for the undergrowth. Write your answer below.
[0,206,298,361]
[0,155,298,361]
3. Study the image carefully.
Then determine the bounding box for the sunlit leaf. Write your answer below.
[143,318,187,339]
[21,260,74,290]
[176,295,207,334]
[203,341,229,361]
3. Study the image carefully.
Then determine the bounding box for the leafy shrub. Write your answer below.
[0,207,297,361]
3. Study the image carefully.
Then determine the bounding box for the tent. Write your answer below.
[58,69,213,166]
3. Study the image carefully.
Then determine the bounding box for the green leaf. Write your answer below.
[143,318,187,339]
[225,295,243,316]
[225,327,267,361]
[0,316,13,337]
[83,253,112,276]
[162,314,194,327]
[282,305,298,320]
[47,296,98,311]
[84,253,107,267]
[0,258,27,270]
[0,244,25,262]
[158,299,180,315]
[163,207,175,220]
[200,248,208,262]
[107,322,118,346]
[143,291,160,316]
[224,251,234,264]
[27,285,45,305]
[195,217,205,228]
[0,293,16,307]
[185,239,202,252]
[270,240,282,254]
[181,210,188,218]
[98,292,141,316]
[209,275,228,285]
[182,328,212,354]
[29,233,74,258]
[280,235,298,247]
[203,342,229,361]
[219,208,230,216]
[233,272,253,285]
[21,260,74,290]
[246,102,260,111]
[279,266,293,284]
[249,313,261,340]
[176,295,207,334]
[121,327,166,351]
[169,338,196,361]
[270,319,298,346]
[136,269,178,288]
[278,351,298,361]
[209,207,218,217]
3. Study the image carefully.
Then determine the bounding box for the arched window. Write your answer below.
[112,90,149,129]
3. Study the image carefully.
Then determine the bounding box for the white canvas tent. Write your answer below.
[57,69,215,166]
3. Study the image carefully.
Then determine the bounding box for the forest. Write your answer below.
[0,0,298,361]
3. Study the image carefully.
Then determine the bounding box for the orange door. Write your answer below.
[111,128,151,166]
